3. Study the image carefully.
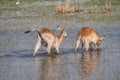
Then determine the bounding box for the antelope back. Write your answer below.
[78,27,98,37]
[38,28,55,44]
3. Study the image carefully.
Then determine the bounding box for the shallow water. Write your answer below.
[0,0,120,80]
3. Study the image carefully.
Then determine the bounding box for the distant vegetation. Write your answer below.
[56,2,111,13]
[0,0,119,23]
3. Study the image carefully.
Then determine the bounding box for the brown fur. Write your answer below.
[75,27,104,52]
[39,28,52,34]
[78,27,99,37]
[25,26,67,56]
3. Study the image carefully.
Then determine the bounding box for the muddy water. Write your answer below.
[0,1,120,80]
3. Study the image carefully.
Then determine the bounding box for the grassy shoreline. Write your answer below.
[0,0,119,24]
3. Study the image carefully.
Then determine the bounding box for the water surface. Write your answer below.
[0,0,120,80]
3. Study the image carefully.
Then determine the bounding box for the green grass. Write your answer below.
[0,0,119,24]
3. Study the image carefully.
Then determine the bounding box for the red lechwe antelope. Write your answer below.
[25,26,67,56]
[75,27,104,52]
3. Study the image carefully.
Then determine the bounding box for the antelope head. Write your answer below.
[97,35,105,47]
[57,26,67,38]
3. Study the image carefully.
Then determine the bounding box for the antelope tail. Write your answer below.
[25,29,44,41]
[24,29,37,34]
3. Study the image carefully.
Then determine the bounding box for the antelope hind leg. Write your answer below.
[75,39,80,52]
[33,35,41,57]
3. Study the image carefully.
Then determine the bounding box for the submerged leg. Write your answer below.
[46,44,52,56]
[81,37,85,49]
[81,41,84,49]
[85,41,89,52]
[94,43,98,50]
[33,35,41,57]
[89,42,93,50]
[75,38,80,52]
[55,47,60,55]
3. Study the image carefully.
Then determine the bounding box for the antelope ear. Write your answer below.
[57,26,62,30]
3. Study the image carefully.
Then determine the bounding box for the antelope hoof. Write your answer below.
[74,49,77,53]
[54,52,60,55]
[33,54,36,57]
[47,54,51,56]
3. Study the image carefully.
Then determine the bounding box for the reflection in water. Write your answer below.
[34,55,63,80]
[34,57,42,80]
[75,50,100,76]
